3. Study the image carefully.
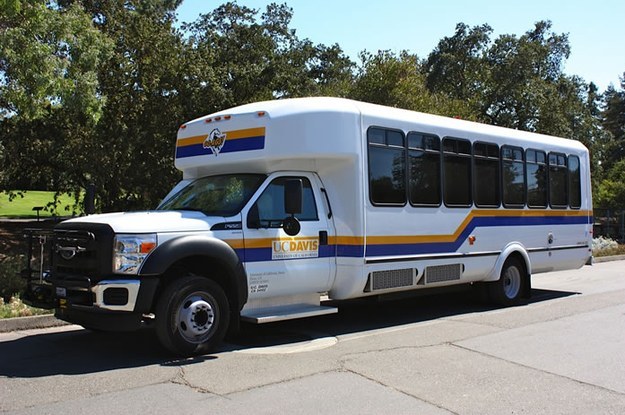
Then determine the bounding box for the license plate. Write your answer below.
[56,287,67,297]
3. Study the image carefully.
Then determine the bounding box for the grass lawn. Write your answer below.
[0,191,78,218]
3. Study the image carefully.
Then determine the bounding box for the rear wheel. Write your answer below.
[488,257,526,306]
[155,275,230,356]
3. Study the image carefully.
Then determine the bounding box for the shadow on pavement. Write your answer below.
[0,286,576,378]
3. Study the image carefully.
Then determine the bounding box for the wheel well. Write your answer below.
[504,251,531,298]
[153,255,240,317]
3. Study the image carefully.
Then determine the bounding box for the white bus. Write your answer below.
[24,97,592,355]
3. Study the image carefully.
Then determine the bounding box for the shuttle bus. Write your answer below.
[23,97,593,355]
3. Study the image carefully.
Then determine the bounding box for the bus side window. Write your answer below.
[408,132,441,206]
[443,137,472,207]
[502,145,525,207]
[526,149,548,208]
[549,152,568,208]
[474,142,500,207]
[568,155,581,209]
[368,127,406,206]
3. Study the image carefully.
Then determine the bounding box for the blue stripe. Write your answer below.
[366,215,589,257]
[176,135,265,158]
[234,214,588,262]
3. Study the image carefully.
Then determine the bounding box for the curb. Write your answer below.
[1,257,623,333]
[593,254,625,263]
[0,314,69,333]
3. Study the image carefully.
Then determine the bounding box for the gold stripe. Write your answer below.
[177,127,265,148]
[225,210,590,249]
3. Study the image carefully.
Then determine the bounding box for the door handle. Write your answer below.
[319,231,328,246]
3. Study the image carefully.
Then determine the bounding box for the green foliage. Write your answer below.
[594,159,625,209]
[350,50,477,119]
[0,0,113,121]
[0,2,623,209]
[0,255,25,302]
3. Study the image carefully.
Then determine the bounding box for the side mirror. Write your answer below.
[284,179,303,215]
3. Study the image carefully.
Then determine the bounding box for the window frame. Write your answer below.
[525,148,548,209]
[407,131,442,207]
[473,141,501,208]
[501,145,526,208]
[568,155,582,209]
[548,151,568,209]
[367,127,407,207]
[442,136,473,208]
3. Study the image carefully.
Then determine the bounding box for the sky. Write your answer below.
[176,0,625,92]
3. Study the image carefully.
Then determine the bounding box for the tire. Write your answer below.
[155,275,230,356]
[488,257,526,306]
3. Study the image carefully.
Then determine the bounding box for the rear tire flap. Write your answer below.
[487,256,526,306]
[155,274,230,356]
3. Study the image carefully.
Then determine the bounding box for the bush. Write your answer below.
[592,236,625,257]
[0,295,51,318]
[0,255,26,302]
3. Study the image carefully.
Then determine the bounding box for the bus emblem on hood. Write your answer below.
[203,128,227,156]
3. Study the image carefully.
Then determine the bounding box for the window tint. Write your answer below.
[252,177,318,227]
[502,146,525,207]
[408,132,441,206]
[473,142,500,207]
[568,155,581,209]
[549,152,568,207]
[368,128,406,205]
[443,137,472,206]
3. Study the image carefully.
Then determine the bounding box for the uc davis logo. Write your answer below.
[272,239,319,260]
[203,128,227,156]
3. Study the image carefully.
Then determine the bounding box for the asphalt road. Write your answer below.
[1,261,624,414]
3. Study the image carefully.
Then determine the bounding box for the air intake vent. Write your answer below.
[425,264,462,284]
[369,268,414,291]
[103,287,129,306]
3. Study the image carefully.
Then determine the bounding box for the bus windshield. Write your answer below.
[157,174,266,216]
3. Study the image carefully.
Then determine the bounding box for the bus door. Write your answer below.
[242,173,336,299]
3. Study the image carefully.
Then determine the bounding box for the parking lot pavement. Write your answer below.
[1,261,624,414]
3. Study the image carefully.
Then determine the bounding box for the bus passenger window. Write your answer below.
[526,149,547,208]
[568,155,581,209]
[474,142,500,207]
[408,132,441,206]
[443,137,472,207]
[502,146,525,207]
[549,152,568,208]
[368,128,406,205]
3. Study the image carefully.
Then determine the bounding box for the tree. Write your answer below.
[424,22,492,105]
[0,0,113,121]
[594,159,625,209]
[183,2,352,108]
[350,50,476,119]
[481,21,572,131]
[601,74,625,172]
[1,0,113,211]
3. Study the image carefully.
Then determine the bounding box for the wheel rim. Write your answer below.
[503,265,522,299]
[176,292,215,344]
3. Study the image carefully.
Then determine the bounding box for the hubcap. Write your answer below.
[177,293,215,343]
[503,266,521,299]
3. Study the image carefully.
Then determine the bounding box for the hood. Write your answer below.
[63,211,225,233]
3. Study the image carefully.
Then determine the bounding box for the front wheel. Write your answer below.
[487,257,526,306]
[155,275,230,356]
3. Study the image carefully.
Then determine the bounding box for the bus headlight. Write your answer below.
[113,234,157,275]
